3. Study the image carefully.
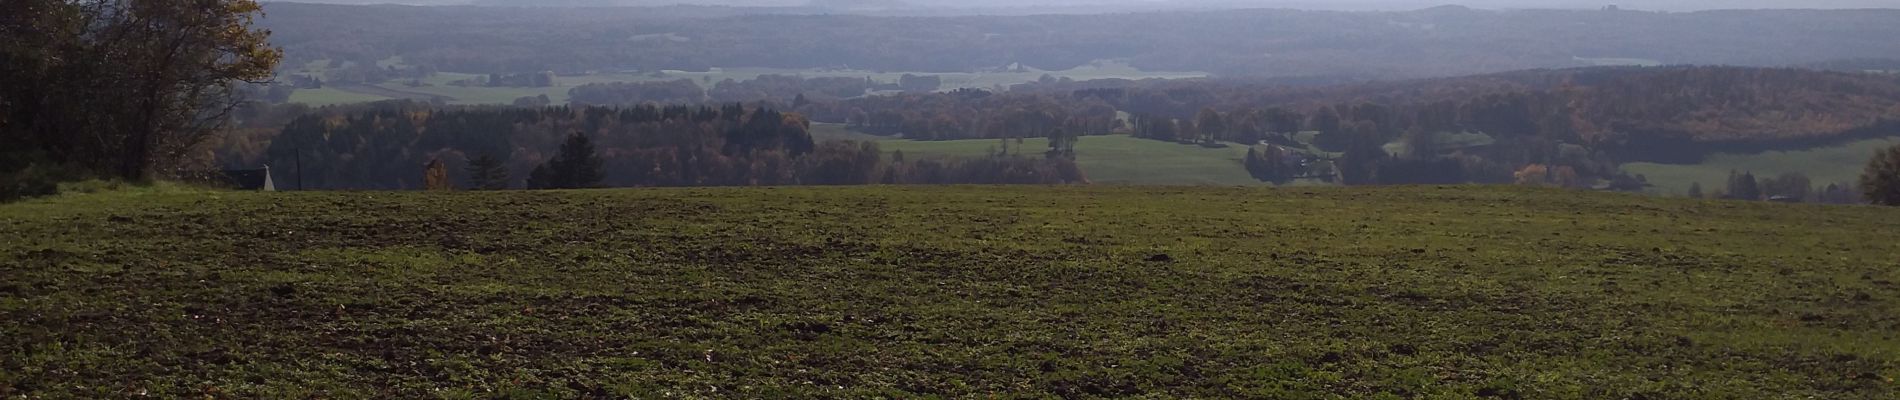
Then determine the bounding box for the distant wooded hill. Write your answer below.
[260,4,1900,80]
[812,66,1900,147]
[784,66,1900,185]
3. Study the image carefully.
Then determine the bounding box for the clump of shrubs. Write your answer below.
[0,162,72,202]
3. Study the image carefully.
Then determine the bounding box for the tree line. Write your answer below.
[254,101,1083,190]
[1682,171,1861,204]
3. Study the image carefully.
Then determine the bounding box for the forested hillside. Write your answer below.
[250,102,1083,189]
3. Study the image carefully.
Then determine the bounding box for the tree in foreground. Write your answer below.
[1862,144,1900,205]
[464,153,510,190]
[1,0,281,183]
[528,133,604,189]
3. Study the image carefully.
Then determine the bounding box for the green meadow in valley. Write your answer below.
[1624,137,1900,196]
[3,185,1897,398]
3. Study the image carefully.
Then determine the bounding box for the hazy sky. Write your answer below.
[270,0,1900,11]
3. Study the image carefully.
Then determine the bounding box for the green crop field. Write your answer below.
[808,122,891,142]
[1622,137,1900,195]
[3,185,1898,398]
[811,127,1265,185]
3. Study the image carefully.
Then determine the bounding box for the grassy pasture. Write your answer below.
[808,122,891,142]
[1621,136,1900,195]
[2,186,1898,398]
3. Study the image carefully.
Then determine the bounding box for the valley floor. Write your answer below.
[2,186,1897,397]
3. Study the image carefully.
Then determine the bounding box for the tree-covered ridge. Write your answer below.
[1560,67,1900,143]
[1254,66,1900,145]
[261,102,1083,189]
[813,67,1900,144]
[786,67,1900,187]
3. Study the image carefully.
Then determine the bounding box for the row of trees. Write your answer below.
[1683,171,1860,203]
[1127,108,1304,145]
[808,90,1121,141]
[459,133,1085,190]
[251,101,1083,190]
[806,67,1900,149]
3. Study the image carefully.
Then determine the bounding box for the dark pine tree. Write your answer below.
[1726,170,1762,201]
[533,133,605,189]
[464,153,510,190]
[527,164,553,190]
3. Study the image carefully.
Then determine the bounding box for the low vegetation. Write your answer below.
[3,186,1898,397]
[1622,137,1900,196]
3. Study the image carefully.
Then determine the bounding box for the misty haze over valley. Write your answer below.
[266,0,1900,12]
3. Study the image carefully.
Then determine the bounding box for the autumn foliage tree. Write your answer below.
[1513,164,1582,188]
[1,0,282,189]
